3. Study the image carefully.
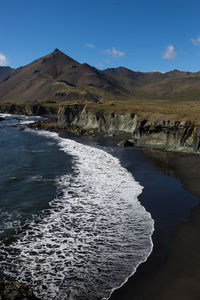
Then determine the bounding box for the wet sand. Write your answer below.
[110,148,200,300]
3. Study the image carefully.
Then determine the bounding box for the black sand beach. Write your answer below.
[109,148,200,300]
[1,123,200,299]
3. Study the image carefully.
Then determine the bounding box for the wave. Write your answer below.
[0,208,22,236]
[19,120,35,125]
[0,113,12,118]
[0,129,154,300]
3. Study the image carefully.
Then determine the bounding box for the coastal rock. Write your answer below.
[132,119,200,152]
[72,107,137,135]
[0,281,38,300]
[119,139,135,147]
[2,102,200,154]
[0,103,57,116]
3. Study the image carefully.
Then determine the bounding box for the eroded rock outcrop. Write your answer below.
[56,104,137,136]
[132,119,200,152]
[0,103,57,116]
[2,102,200,153]
[55,105,200,153]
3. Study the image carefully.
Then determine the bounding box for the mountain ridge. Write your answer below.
[1,49,200,103]
[0,49,127,103]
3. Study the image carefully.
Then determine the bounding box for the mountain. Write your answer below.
[0,67,13,83]
[102,67,200,100]
[1,49,200,103]
[0,49,126,103]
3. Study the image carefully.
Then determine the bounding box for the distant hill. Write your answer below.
[102,67,200,100]
[0,67,13,83]
[1,49,200,103]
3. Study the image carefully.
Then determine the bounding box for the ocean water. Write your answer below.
[0,114,154,300]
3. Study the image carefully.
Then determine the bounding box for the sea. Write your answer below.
[0,114,154,300]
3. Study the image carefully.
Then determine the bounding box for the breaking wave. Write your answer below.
[0,129,154,300]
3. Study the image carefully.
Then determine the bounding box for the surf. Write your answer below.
[0,127,154,300]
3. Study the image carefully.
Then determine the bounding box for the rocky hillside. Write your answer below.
[102,67,200,100]
[1,49,200,103]
[0,49,126,103]
[0,66,13,83]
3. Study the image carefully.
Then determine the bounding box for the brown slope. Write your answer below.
[103,67,200,100]
[2,49,200,103]
[103,67,166,85]
[0,67,13,83]
[0,49,127,103]
[0,49,80,103]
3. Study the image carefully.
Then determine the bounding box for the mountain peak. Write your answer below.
[48,48,67,57]
[51,48,64,55]
[44,49,79,67]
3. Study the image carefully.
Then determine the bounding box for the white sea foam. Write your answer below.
[20,120,35,125]
[24,116,43,119]
[0,113,12,117]
[0,209,21,236]
[0,129,154,300]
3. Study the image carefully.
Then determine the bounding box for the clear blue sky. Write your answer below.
[1,0,200,72]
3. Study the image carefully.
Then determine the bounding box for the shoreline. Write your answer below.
[1,114,200,299]
[0,119,155,300]
[109,148,200,300]
[2,100,200,155]
[67,133,200,299]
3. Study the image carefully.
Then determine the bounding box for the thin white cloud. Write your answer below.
[191,36,200,46]
[162,45,176,60]
[104,47,125,58]
[0,52,8,66]
[85,43,95,48]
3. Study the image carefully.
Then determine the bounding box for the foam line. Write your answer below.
[0,129,154,300]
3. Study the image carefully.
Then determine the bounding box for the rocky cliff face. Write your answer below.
[1,103,200,154]
[56,105,200,153]
[0,103,58,116]
[67,108,137,135]
[132,119,200,152]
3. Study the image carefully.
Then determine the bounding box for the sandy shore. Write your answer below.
[110,149,200,300]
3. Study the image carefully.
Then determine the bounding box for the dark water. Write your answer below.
[0,114,73,239]
[0,114,153,300]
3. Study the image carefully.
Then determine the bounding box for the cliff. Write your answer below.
[132,119,200,152]
[1,101,200,154]
[56,104,200,153]
[0,102,58,116]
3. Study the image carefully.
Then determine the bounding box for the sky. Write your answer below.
[1,0,200,72]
